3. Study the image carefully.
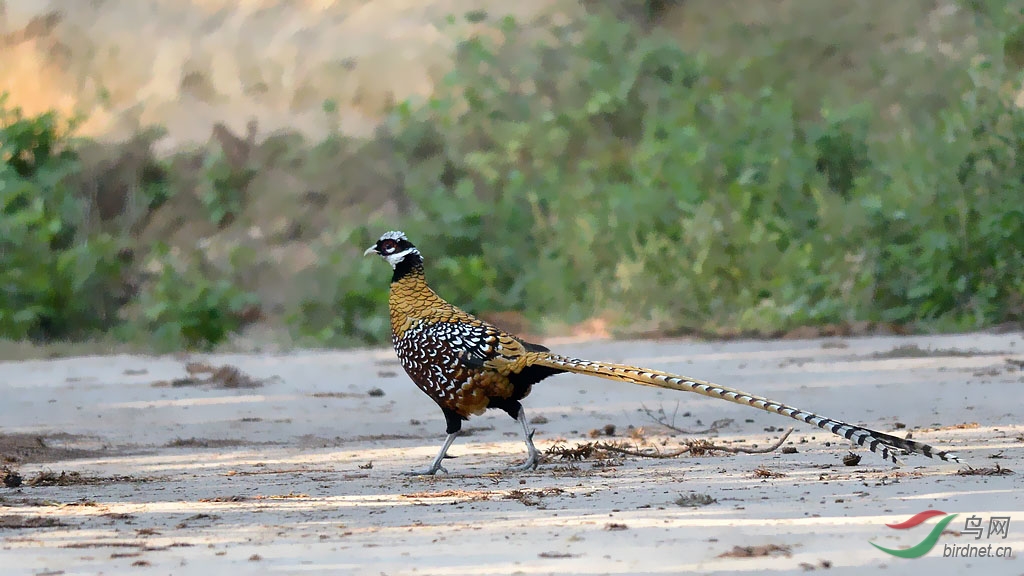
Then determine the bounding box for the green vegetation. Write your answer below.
[305,5,1024,343]
[134,244,258,351]
[0,97,257,350]
[0,97,126,341]
[2,3,1023,352]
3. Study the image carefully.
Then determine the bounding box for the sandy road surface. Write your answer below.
[1,333,1022,575]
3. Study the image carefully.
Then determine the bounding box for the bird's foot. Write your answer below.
[403,463,448,476]
[507,452,540,472]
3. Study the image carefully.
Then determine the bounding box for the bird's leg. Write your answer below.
[507,406,540,472]
[404,432,458,476]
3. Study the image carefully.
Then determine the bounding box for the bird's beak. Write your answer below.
[363,245,377,257]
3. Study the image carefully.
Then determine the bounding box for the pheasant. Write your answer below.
[364,231,959,475]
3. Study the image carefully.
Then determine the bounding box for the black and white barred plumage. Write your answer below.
[536,355,957,464]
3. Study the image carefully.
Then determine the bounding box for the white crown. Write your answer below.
[380,230,407,241]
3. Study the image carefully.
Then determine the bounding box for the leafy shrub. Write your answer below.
[290,227,392,346]
[376,14,877,337]
[5,7,1024,351]
[198,143,255,227]
[198,147,248,224]
[135,244,259,351]
[0,95,128,340]
[345,10,1022,343]
[863,60,1024,327]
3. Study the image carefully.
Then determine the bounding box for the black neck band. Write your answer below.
[392,253,424,283]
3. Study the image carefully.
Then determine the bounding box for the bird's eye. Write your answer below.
[380,239,397,253]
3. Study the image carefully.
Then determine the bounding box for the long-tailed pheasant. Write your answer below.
[364,231,959,475]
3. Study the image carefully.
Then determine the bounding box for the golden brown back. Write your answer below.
[389,262,547,420]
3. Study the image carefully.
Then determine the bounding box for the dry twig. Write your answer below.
[957,464,1014,476]
[546,428,795,461]
[640,403,732,434]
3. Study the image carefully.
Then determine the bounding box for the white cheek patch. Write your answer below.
[385,247,420,268]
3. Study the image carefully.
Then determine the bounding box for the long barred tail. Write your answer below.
[534,354,959,464]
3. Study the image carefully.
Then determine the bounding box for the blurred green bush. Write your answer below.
[0,95,257,350]
[133,244,258,351]
[303,10,1023,344]
[3,6,1023,352]
[0,96,126,340]
[863,65,1024,328]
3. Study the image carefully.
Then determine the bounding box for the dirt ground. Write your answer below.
[1,333,1022,575]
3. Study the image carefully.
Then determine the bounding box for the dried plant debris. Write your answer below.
[63,541,194,551]
[919,422,979,433]
[310,392,361,399]
[402,489,493,502]
[719,544,793,558]
[25,471,147,486]
[753,467,787,479]
[547,428,794,462]
[538,551,576,559]
[164,438,246,448]
[641,404,733,434]
[957,464,1014,476]
[842,452,862,466]
[547,443,599,461]
[675,492,716,507]
[0,515,65,529]
[458,425,495,437]
[0,433,106,464]
[504,487,565,507]
[869,345,993,359]
[175,514,220,529]
[101,512,135,521]
[62,541,144,549]
[28,471,91,486]
[2,468,22,488]
[256,492,309,500]
[154,362,266,389]
[0,496,54,508]
[111,552,143,558]
[605,523,628,531]
[684,439,719,457]
[198,495,248,503]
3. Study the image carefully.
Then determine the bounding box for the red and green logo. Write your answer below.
[870,510,958,559]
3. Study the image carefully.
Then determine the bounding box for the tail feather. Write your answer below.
[534,354,959,464]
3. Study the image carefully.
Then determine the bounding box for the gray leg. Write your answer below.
[508,406,540,472]
[404,432,458,476]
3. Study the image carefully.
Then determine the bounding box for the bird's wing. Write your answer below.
[425,304,541,375]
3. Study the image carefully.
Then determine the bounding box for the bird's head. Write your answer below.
[363,230,421,270]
